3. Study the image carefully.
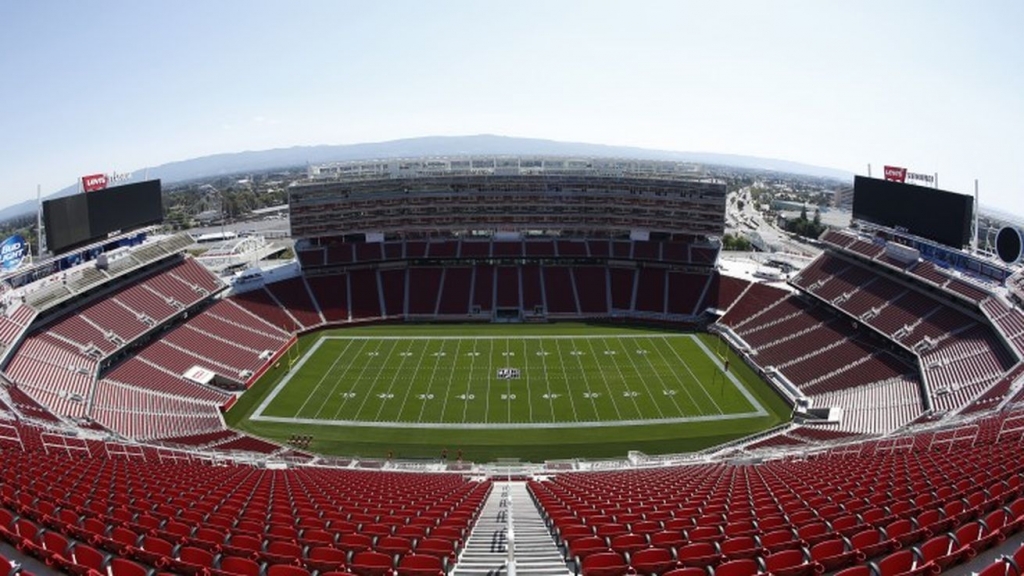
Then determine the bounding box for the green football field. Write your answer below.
[227,324,791,461]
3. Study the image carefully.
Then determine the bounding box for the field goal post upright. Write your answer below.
[713,333,730,389]
[282,321,300,370]
[289,332,300,369]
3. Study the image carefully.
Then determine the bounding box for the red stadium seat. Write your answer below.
[349,550,395,576]
[559,523,595,545]
[676,542,722,569]
[267,566,313,576]
[833,566,874,576]
[183,526,228,551]
[978,560,1014,576]
[629,547,677,575]
[580,551,630,576]
[953,520,999,555]
[396,524,430,542]
[759,529,803,553]
[796,522,833,546]
[916,533,965,573]
[761,549,823,576]
[568,536,611,562]
[687,526,722,544]
[397,553,446,576]
[609,533,648,555]
[39,530,73,568]
[127,534,175,567]
[720,536,762,560]
[108,558,149,576]
[849,528,898,559]
[415,537,458,563]
[874,549,930,576]
[714,558,760,576]
[160,546,216,575]
[632,520,663,537]
[882,518,928,548]
[810,539,863,572]
[649,531,686,551]
[300,528,336,547]
[596,523,630,540]
[339,532,376,556]
[664,569,711,576]
[262,540,305,565]
[307,546,349,573]
[66,543,108,576]
[212,556,263,576]
[376,535,414,556]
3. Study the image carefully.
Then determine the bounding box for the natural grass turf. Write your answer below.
[226,322,791,462]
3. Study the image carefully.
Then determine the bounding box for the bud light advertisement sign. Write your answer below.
[0,235,28,272]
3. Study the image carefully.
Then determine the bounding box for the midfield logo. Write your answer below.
[496,368,521,380]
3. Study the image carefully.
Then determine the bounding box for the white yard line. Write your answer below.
[534,339,559,422]
[663,336,726,415]
[598,336,648,418]
[632,336,687,416]
[504,338,512,424]
[403,339,444,422]
[460,339,480,423]
[582,338,624,421]
[520,338,534,424]
[345,339,400,421]
[312,339,373,419]
[292,339,358,417]
[421,339,460,422]
[549,338,579,422]
[648,337,705,413]
[562,338,600,418]
[437,339,462,423]
[484,338,494,423]
[614,336,669,419]
[392,339,429,422]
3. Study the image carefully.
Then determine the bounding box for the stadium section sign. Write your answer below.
[0,235,28,272]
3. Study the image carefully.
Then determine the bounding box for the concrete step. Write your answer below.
[453,481,570,576]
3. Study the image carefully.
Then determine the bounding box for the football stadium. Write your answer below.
[1,156,1024,576]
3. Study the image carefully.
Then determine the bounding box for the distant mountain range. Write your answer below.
[0,135,857,221]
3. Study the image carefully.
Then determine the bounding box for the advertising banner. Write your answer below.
[81,173,108,192]
[883,165,907,183]
[0,235,28,272]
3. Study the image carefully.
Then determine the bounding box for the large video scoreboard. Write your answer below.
[43,180,164,254]
[853,176,973,249]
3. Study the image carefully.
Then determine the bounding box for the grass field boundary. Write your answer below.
[252,336,327,419]
[251,333,768,428]
[690,335,766,416]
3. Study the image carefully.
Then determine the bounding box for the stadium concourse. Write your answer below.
[0,218,1024,574]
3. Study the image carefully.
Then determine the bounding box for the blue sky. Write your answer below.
[1,1,1022,213]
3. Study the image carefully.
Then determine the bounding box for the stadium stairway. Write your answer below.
[454,482,570,576]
